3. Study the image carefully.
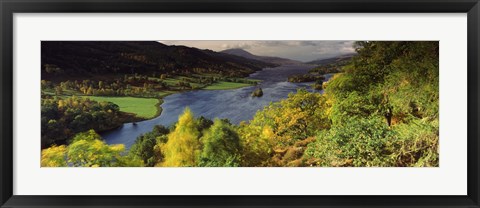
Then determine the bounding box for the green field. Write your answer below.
[203,81,253,90]
[81,96,160,119]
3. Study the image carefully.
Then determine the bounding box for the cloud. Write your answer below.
[220,42,253,49]
[159,40,356,62]
[310,41,356,56]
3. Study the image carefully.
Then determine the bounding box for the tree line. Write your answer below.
[42,72,259,98]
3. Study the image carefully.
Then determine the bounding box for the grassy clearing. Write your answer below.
[203,81,253,90]
[81,96,160,119]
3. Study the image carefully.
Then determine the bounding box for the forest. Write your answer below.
[41,41,439,167]
[41,41,275,79]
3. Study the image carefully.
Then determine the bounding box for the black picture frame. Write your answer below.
[1,0,479,207]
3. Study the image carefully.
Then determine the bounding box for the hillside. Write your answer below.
[308,53,356,75]
[221,48,302,65]
[306,53,356,65]
[41,41,276,80]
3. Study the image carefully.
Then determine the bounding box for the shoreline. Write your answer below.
[103,80,258,125]
[108,65,318,125]
[54,67,294,135]
[52,66,311,130]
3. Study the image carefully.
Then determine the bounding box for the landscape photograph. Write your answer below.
[40,41,439,167]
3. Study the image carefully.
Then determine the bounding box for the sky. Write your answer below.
[158,41,356,62]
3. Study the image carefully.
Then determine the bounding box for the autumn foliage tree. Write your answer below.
[41,130,143,167]
[160,108,201,167]
[237,122,274,167]
[41,145,68,167]
[249,89,330,148]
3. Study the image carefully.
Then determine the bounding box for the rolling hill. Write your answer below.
[220,48,303,66]
[41,41,277,80]
[306,53,357,65]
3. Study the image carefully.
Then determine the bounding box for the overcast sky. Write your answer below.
[159,41,356,62]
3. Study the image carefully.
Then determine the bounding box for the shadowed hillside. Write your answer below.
[221,48,302,65]
[42,41,276,80]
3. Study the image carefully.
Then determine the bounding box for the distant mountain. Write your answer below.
[306,53,357,65]
[221,48,303,66]
[41,41,276,80]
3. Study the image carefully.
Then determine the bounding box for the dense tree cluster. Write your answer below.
[304,41,439,167]
[42,75,171,97]
[128,125,169,167]
[238,89,331,166]
[41,96,126,148]
[42,73,260,98]
[126,108,241,167]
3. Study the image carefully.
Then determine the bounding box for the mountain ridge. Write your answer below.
[41,41,277,80]
[220,48,303,66]
[306,53,357,65]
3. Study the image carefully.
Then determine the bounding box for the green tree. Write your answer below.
[129,125,169,166]
[199,119,241,167]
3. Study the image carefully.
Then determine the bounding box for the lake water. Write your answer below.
[101,65,333,148]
